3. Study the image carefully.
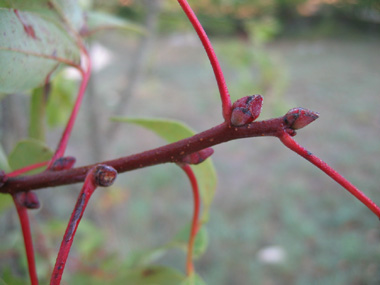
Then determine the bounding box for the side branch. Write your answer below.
[1,117,285,194]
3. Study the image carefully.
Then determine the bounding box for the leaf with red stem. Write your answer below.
[278,130,380,219]
[177,0,231,121]
[13,192,39,285]
[50,165,117,285]
[179,164,200,276]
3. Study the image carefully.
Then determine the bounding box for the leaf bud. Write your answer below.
[182,148,214,165]
[93,165,117,187]
[50,156,76,171]
[284,107,319,130]
[230,95,263,126]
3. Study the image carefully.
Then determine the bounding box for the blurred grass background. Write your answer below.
[1,0,380,284]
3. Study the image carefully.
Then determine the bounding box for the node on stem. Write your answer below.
[284,107,319,130]
[181,148,214,165]
[230,95,263,126]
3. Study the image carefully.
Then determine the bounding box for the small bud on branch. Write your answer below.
[284,107,319,130]
[230,95,263,126]
[49,156,76,171]
[181,148,214,165]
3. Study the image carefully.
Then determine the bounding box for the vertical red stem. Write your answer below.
[13,195,39,285]
[48,50,92,167]
[278,131,380,219]
[180,164,200,276]
[177,0,231,121]
[50,171,96,285]
[50,165,116,284]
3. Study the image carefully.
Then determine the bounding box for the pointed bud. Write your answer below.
[284,107,319,130]
[182,148,214,165]
[93,165,117,187]
[50,156,76,171]
[230,95,263,126]
[14,191,40,209]
[24,191,40,209]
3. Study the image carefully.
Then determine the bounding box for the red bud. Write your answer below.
[284,108,319,130]
[50,156,76,171]
[182,148,214,165]
[93,165,117,187]
[14,191,40,209]
[230,95,263,126]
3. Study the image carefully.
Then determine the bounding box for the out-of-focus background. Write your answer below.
[1,0,380,284]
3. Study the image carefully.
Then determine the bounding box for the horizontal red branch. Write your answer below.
[1,117,285,194]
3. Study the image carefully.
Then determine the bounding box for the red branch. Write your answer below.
[278,131,380,219]
[50,165,116,284]
[1,117,284,194]
[177,0,231,121]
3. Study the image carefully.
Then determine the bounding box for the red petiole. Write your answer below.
[48,50,91,167]
[13,193,39,285]
[177,0,232,121]
[7,161,49,178]
[179,164,201,276]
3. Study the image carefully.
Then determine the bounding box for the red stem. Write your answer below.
[50,169,97,285]
[7,161,49,178]
[180,164,200,276]
[278,131,380,219]
[177,0,231,121]
[48,49,92,167]
[2,118,284,194]
[13,194,39,285]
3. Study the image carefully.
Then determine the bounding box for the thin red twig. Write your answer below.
[50,165,116,285]
[180,164,200,276]
[177,0,231,121]
[278,131,380,219]
[13,194,39,285]
[50,168,97,285]
[7,161,49,178]
[48,49,92,167]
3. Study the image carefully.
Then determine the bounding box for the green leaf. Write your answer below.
[46,72,77,127]
[172,225,209,259]
[8,139,53,174]
[51,0,84,31]
[0,8,80,93]
[111,117,217,222]
[116,266,185,285]
[0,0,85,32]
[181,273,206,285]
[83,11,146,37]
[29,86,47,141]
[0,195,12,214]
